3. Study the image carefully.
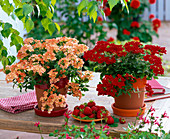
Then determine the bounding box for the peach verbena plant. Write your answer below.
[4,37,93,113]
[83,41,166,97]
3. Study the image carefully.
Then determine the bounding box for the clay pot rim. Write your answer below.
[34,104,68,117]
[111,103,146,112]
[111,103,146,117]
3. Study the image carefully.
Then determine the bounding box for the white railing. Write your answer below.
[143,0,170,21]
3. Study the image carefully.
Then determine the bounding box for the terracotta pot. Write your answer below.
[112,77,147,117]
[34,77,69,111]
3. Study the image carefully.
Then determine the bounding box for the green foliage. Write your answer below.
[0,0,127,69]
[107,0,159,42]
[27,0,107,48]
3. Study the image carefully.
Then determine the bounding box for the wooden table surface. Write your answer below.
[0,73,170,137]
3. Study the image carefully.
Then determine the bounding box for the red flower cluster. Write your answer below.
[83,41,126,64]
[130,0,140,9]
[123,29,131,35]
[149,0,156,4]
[107,37,114,42]
[97,74,136,97]
[131,21,140,28]
[143,55,164,76]
[124,41,144,54]
[152,18,161,32]
[145,83,154,96]
[104,7,111,16]
[132,37,140,41]
[144,45,167,55]
[149,14,155,19]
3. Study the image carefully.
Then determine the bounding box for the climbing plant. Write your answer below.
[0,0,128,69]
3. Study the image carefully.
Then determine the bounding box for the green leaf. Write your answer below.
[7,56,16,65]
[1,49,8,57]
[1,57,9,69]
[77,0,88,16]
[54,23,60,32]
[1,29,11,38]
[14,0,21,7]
[46,10,53,19]
[41,18,50,31]
[23,4,33,16]
[49,133,54,136]
[51,0,56,6]
[3,23,12,30]
[22,0,32,3]
[108,0,119,10]
[0,40,3,50]
[48,22,56,35]
[25,18,34,32]
[43,0,51,6]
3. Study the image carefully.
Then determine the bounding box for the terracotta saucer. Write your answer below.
[71,111,110,123]
[111,103,146,117]
[34,104,68,117]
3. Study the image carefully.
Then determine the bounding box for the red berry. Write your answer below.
[73,109,80,116]
[99,106,106,111]
[89,114,95,118]
[91,106,98,113]
[80,113,86,118]
[84,106,92,116]
[80,128,85,132]
[74,105,79,110]
[87,100,96,107]
[97,110,106,119]
[119,118,126,124]
[106,116,114,125]
[79,104,85,110]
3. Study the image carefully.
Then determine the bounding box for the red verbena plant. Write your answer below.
[83,40,166,97]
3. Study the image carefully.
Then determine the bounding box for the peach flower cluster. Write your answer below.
[5,37,93,113]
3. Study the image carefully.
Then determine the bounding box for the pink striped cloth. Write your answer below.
[0,91,37,114]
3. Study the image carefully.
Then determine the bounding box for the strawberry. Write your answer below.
[79,104,85,110]
[83,106,92,116]
[97,110,106,119]
[80,128,85,132]
[106,116,114,125]
[89,114,95,118]
[87,100,96,107]
[91,106,98,113]
[99,106,106,111]
[73,109,80,116]
[74,105,79,110]
[80,113,86,118]
[119,118,126,124]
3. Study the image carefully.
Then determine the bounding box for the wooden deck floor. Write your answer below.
[0,73,170,138]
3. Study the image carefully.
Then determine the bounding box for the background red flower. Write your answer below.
[130,0,140,9]
[97,16,103,22]
[131,21,140,28]
[152,18,161,28]
[123,29,131,35]
[149,14,155,19]
[149,0,156,4]
[104,7,111,16]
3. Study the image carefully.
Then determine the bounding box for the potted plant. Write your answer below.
[4,37,93,116]
[83,40,166,117]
